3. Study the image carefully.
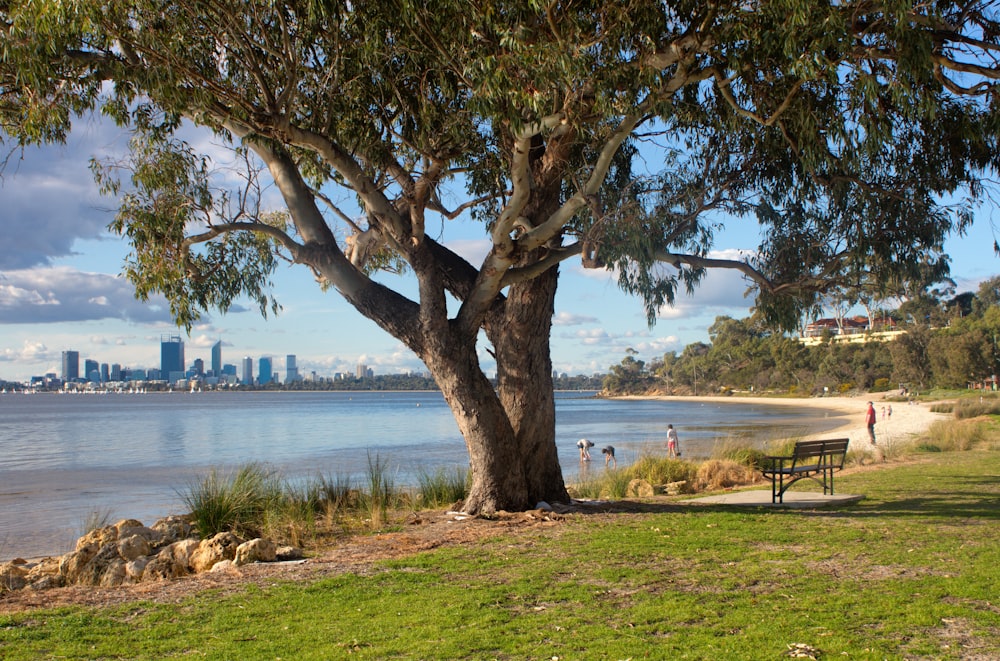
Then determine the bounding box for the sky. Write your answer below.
[2,118,999,384]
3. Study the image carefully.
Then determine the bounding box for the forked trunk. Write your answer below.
[426,336,531,513]
[421,268,569,514]
[492,267,569,505]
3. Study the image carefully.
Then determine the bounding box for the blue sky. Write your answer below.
[2,118,999,383]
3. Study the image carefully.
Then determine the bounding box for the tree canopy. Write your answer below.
[3,1,999,513]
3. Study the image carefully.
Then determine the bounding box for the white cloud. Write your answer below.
[443,238,490,266]
[0,267,173,324]
[553,311,599,326]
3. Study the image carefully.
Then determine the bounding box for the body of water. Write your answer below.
[0,390,846,559]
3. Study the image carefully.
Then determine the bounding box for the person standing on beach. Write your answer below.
[601,445,617,468]
[865,401,877,445]
[666,424,681,457]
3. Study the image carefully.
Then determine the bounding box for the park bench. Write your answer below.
[760,438,850,504]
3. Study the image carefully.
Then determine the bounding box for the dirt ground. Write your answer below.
[0,500,671,615]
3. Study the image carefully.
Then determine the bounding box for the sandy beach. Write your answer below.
[629,393,950,454]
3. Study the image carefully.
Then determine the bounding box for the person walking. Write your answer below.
[666,424,681,458]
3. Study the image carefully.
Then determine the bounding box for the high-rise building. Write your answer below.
[285,355,299,384]
[211,340,222,376]
[111,364,122,381]
[192,358,205,376]
[84,359,100,382]
[100,363,110,382]
[356,363,368,379]
[242,356,253,385]
[259,356,273,384]
[61,350,79,382]
[160,334,185,383]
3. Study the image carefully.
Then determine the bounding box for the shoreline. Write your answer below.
[618,392,949,449]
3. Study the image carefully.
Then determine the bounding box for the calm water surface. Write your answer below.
[0,390,846,558]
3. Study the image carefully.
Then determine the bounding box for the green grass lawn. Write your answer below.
[2,450,998,660]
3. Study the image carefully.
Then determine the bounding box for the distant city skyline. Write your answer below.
[34,335,337,387]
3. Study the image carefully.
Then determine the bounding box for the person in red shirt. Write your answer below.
[865,401,877,445]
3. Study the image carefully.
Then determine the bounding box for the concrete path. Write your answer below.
[683,489,864,509]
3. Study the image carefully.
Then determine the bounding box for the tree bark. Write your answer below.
[423,328,533,514]
[492,266,569,506]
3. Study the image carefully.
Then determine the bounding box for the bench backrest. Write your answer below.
[791,438,849,468]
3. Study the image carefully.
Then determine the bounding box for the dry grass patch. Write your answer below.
[695,459,758,490]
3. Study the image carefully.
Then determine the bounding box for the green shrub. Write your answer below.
[929,402,954,414]
[872,377,891,392]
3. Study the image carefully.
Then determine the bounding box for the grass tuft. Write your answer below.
[180,462,283,540]
[361,452,397,529]
[416,466,468,509]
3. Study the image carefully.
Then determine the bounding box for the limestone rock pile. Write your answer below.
[1,516,300,594]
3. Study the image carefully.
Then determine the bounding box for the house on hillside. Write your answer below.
[802,316,868,338]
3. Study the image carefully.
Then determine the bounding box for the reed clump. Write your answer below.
[416,466,468,509]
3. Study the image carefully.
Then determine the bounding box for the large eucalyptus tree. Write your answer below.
[2,1,998,513]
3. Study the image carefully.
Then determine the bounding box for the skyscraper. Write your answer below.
[84,359,99,382]
[285,355,299,384]
[160,334,185,383]
[242,356,253,385]
[259,356,273,384]
[211,340,222,377]
[61,350,79,382]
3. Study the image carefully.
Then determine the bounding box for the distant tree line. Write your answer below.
[603,276,1000,396]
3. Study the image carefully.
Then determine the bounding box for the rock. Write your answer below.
[125,556,149,582]
[97,558,128,587]
[75,543,124,586]
[27,574,65,591]
[190,532,242,572]
[665,480,689,495]
[234,538,277,566]
[0,563,28,592]
[117,524,166,549]
[114,519,145,534]
[75,525,119,552]
[170,539,200,568]
[210,559,237,573]
[626,478,655,498]
[59,543,100,582]
[275,546,304,561]
[142,545,191,581]
[117,534,152,561]
[151,515,194,544]
[26,557,61,582]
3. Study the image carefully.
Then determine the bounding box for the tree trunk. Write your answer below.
[423,332,532,514]
[492,266,569,506]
